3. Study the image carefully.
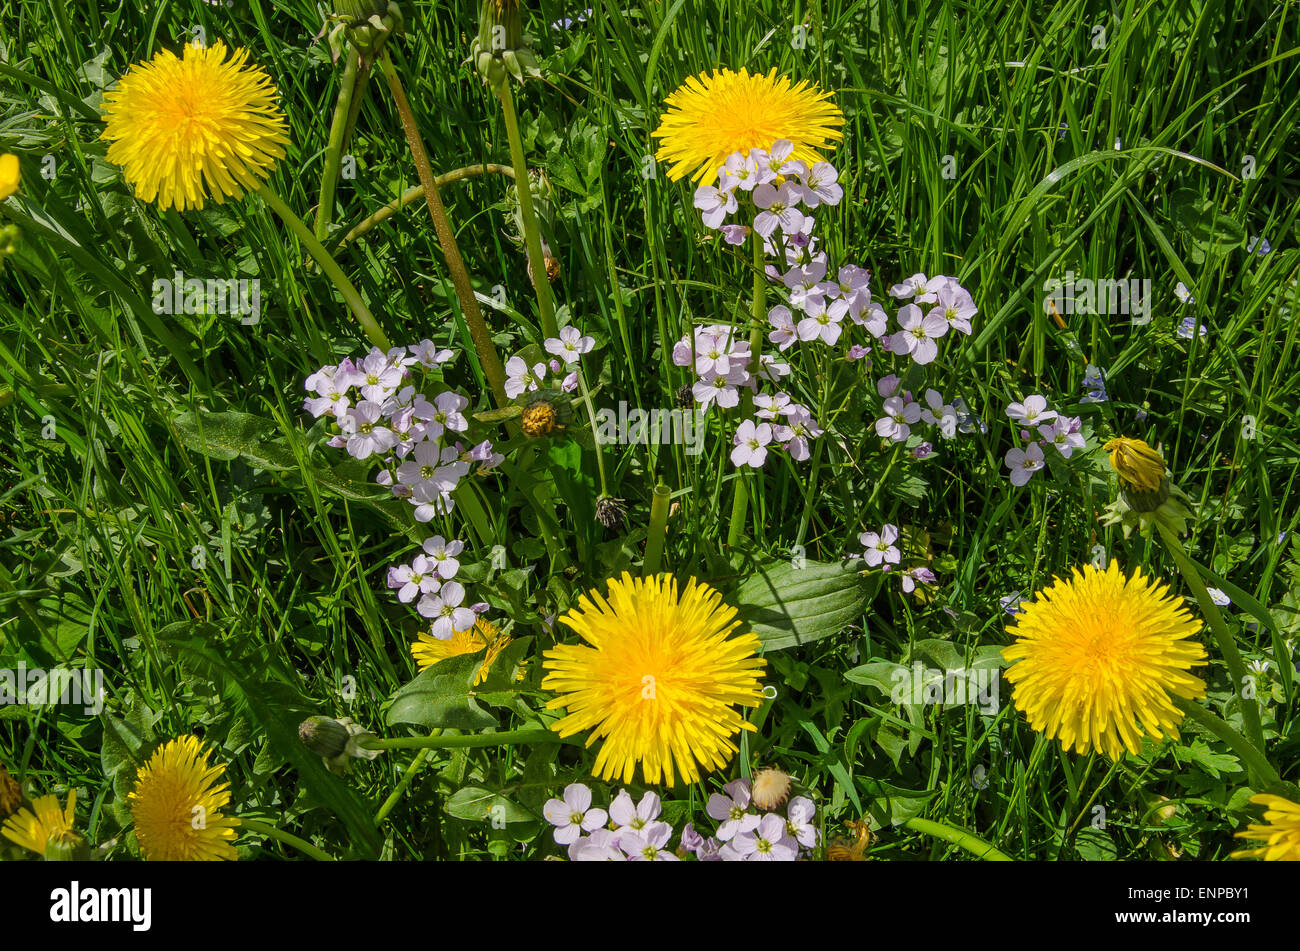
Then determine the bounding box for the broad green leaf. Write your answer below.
[385,653,499,731]
[735,559,870,651]
[443,786,536,824]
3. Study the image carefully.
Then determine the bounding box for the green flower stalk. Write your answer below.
[1100,435,1271,775]
[472,1,558,340]
[377,50,510,405]
[315,45,363,242]
[643,479,672,574]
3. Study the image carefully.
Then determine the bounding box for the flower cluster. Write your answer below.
[544,778,818,861]
[386,536,486,639]
[693,139,842,244]
[304,342,503,519]
[1003,393,1085,486]
[304,342,498,640]
[506,325,596,398]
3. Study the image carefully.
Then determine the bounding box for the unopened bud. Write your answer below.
[299,716,351,759]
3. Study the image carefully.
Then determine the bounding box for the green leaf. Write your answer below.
[1073,827,1118,861]
[385,653,499,731]
[734,559,870,651]
[1169,188,1246,262]
[172,410,417,539]
[443,785,536,824]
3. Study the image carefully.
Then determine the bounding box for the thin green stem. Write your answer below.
[1156,522,1267,756]
[576,369,608,494]
[644,479,671,575]
[491,78,558,340]
[315,45,361,242]
[726,234,767,548]
[902,817,1013,861]
[336,164,515,249]
[1174,695,1280,787]
[254,183,390,350]
[356,729,579,751]
[239,816,336,861]
[374,748,430,824]
[378,52,508,406]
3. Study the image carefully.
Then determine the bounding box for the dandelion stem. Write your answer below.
[315,45,361,242]
[726,234,767,548]
[255,183,391,351]
[355,729,579,751]
[374,748,430,825]
[491,77,558,341]
[239,817,336,861]
[1156,522,1267,758]
[644,479,672,575]
[1173,696,1280,788]
[378,52,509,406]
[902,817,1013,861]
[335,164,516,249]
[574,369,608,494]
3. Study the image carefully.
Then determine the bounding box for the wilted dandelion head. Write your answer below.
[101,41,289,211]
[412,617,511,686]
[1231,794,1300,861]
[129,735,239,861]
[1001,561,1207,759]
[1,790,79,856]
[542,573,767,787]
[1103,436,1166,492]
[652,67,844,184]
[750,767,793,810]
[0,766,20,819]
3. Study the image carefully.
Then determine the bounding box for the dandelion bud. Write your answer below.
[43,828,89,862]
[325,0,404,62]
[472,0,540,85]
[1104,436,1167,493]
[298,715,351,759]
[750,767,793,810]
[1101,437,1195,537]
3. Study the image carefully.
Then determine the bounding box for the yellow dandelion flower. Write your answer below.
[1231,793,1300,861]
[0,154,20,200]
[412,618,512,686]
[101,40,289,211]
[129,735,239,861]
[2,790,79,855]
[542,572,767,787]
[652,67,845,184]
[1001,561,1208,759]
[825,819,871,861]
[1103,436,1167,492]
